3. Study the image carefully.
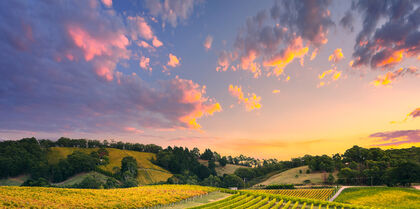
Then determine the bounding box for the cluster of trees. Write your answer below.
[38,137,162,153]
[301,146,420,186]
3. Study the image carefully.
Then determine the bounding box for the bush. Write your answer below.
[77,176,102,189]
[22,178,50,187]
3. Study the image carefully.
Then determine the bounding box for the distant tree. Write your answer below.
[234,168,256,180]
[201,175,222,187]
[218,156,228,167]
[223,174,244,188]
[201,149,214,160]
[326,173,335,184]
[121,156,138,179]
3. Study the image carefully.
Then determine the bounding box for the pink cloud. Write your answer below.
[127,16,154,40]
[124,126,144,134]
[139,56,152,72]
[409,108,420,118]
[152,37,163,47]
[167,53,180,67]
[203,35,213,50]
[101,0,112,8]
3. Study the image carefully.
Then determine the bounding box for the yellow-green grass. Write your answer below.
[198,160,248,176]
[258,165,338,185]
[47,147,172,184]
[0,185,215,208]
[53,172,109,186]
[334,186,420,209]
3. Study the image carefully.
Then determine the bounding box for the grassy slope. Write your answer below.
[334,187,420,209]
[48,147,172,185]
[198,160,248,176]
[257,165,338,185]
[53,172,109,186]
[0,175,29,186]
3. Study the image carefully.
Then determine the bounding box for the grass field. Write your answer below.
[0,185,215,208]
[258,165,338,185]
[47,147,173,185]
[334,186,420,209]
[198,160,248,176]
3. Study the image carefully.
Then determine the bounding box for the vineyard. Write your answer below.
[0,185,215,208]
[190,190,370,209]
[243,188,336,201]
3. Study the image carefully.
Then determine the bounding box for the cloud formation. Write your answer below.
[167,53,180,67]
[328,48,344,63]
[145,0,201,27]
[203,35,213,51]
[370,129,420,146]
[351,0,420,69]
[371,67,418,87]
[0,0,220,133]
[216,0,334,78]
[139,56,152,71]
[317,67,342,88]
[228,85,262,111]
[409,107,420,118]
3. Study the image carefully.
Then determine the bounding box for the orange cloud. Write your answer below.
[203,35,213,50]
[310,48,318,61]
[175,78,222,129]
[229,85,262,111]
[240,50,261,78]
[127,16,153,40]
[376,50,404,68]
[317,67,342,88]
[372,67,418,87]
[328,48,344,63]
[272,89,281,94]
[139,56,151,71]
[263,37,309,76]
[167,53,180,67]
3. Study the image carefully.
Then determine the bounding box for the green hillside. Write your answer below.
[198,160,248,176]
[257,165,338,185]
[47,147,172,185]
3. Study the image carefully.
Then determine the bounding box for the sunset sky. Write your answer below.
[0,0,419,159]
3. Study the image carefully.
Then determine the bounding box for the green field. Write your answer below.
[48,147,172,185]
[334,187,420,209]
[258,165,338,185]
[0,175,29,186]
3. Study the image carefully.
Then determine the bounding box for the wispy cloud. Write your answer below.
[229,85,262,111]
[371,67,418,87]
[370,130,420,146]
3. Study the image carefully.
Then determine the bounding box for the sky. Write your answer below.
[0,0,419,159]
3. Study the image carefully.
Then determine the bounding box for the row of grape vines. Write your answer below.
[190,191,375,209]
[243,188,336,201]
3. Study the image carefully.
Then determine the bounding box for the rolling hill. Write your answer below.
[257,165,338,186]
[47,147,172,185]
[198,159,248,176]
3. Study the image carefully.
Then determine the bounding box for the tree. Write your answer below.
[201,149,214,160]
[77,176,102,189]
[223,174,244,188]
[234,168,256,180]
[121,156,138,179]
[201,175,222,187]
[385,161,420,186]
[218,156,228,167]
[326,173,335,184]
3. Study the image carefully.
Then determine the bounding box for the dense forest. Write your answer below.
[0,137,419,189]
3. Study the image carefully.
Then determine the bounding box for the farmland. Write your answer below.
[47,147,173,185]
[191,190,368,209]
[334,187,420,209]
[0,185,215,208]
[244,188,336,201]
